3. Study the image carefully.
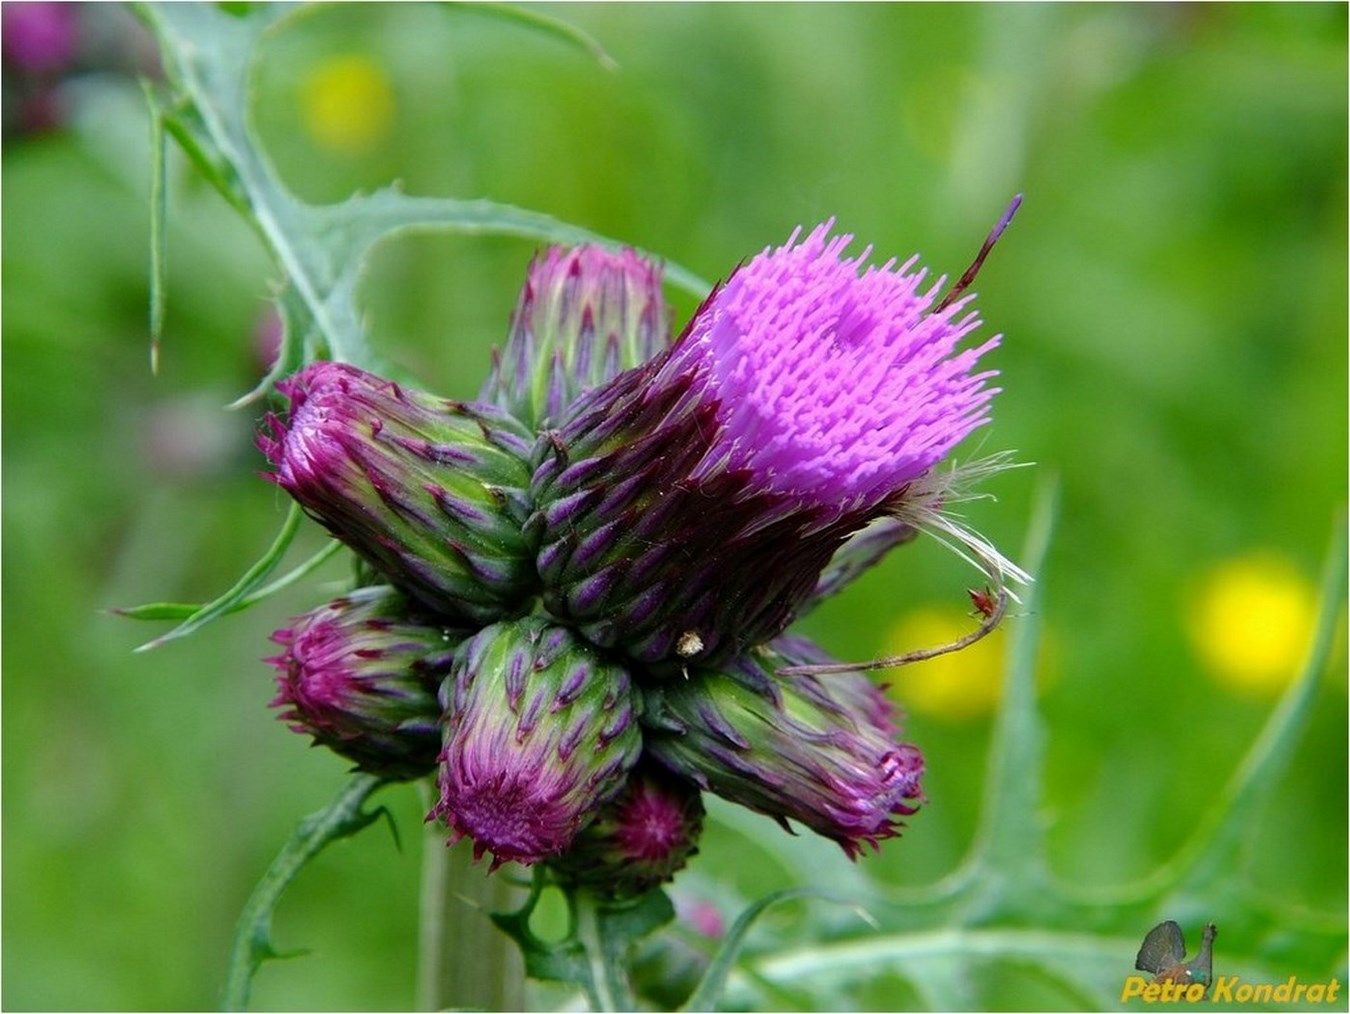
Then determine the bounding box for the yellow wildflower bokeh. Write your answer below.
[882,604,1051,721]
[299,54,395,156]
[1189,553,1317,696]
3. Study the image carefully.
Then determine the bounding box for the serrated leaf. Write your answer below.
[228,285,309,409]
[141,79,167,374]
[133,503,303,651]
[683,887,865,1012]
[115,537,342,622]
[716,491,1347,1012]
[222,774,389,1011]
[964,474,1058,885]
[448,1,618,71]
[139,0,710,386]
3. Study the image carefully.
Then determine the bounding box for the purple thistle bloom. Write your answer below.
[643,635,924,858]
[530,221,1008,667]
[433,617,642,868]
[2,2,78,76]
[550,763,704,899]
[482,245,669,430]
[259,362,537,624]
[267,586,459,779]
[660,222,999,504]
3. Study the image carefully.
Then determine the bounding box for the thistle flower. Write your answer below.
[550,764,704,899]
[481,245,668,430]
[267,586,458,779]
[643,635,924,857]
[259,362,537,624]
[433,617,643,867]
[530,221,1014,668]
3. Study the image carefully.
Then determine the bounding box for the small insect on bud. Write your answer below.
[968,586,998,619]
[675,631,704,658]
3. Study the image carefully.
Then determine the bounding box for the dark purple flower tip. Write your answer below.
[643,635,925,858]
[259,362,538,623]
[550,764,704,899]
[432,617,642,868]
[2,2,78,75]
[482,245,669,430]
[267,586,460,780]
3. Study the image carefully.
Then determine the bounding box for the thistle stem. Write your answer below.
[415,785,524,1011]
[222,773,386,1011]
[573,889,636,1012]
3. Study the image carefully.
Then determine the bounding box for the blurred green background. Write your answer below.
[3,3,1346,1010]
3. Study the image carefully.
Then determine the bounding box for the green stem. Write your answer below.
[222,773,386,1011]
[415,785,524,1011]
[574,890,636,1012]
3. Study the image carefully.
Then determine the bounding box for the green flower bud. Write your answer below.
[433,617,643,867]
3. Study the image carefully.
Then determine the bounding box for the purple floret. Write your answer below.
[662,220,1000,510]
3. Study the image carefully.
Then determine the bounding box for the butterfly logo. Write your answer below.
[1135,920,1217,993]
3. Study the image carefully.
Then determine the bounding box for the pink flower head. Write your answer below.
[660,220,999,510]
[531,220,1012,667]
[2,2,78,75]
[551,764,704,899]
[267,587,457,779]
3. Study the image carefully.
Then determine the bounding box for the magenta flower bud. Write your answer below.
[2,2,78,75]
[267,586,459,779]
[530,222,1003,667]
[433,617,642,868]
[481,245,669,430]
[643,635,924,858]
[259,362,537,624]
[550,764,704,899]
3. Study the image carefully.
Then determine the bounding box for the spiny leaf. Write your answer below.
[222,774,389,1011]
[682,887,867,1012]
[1171,509,1346,890]
[133,504,303,651]
[574,890,673,1011]
[448,1,618,71]
[139,0,709,388]
[716,497,1346,1012]
[228,284,309,410]
[965,474,1058,882]
[115,537,342,622]
[141,79,167,375]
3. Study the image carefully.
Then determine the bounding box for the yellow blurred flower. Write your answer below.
[1189,554,1317,695]
[299,54,394,156]
[881,607,1004,720]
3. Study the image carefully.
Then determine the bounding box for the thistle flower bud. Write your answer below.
[267,586,458,779]
[259,362,537,624]
[482,245,668,430]
[643,635,924,857]
[530,222,1003,668]
[550,764,704,899]
[434,617,643,867]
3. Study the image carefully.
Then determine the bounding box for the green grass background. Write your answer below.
[3,3,1346,1009]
